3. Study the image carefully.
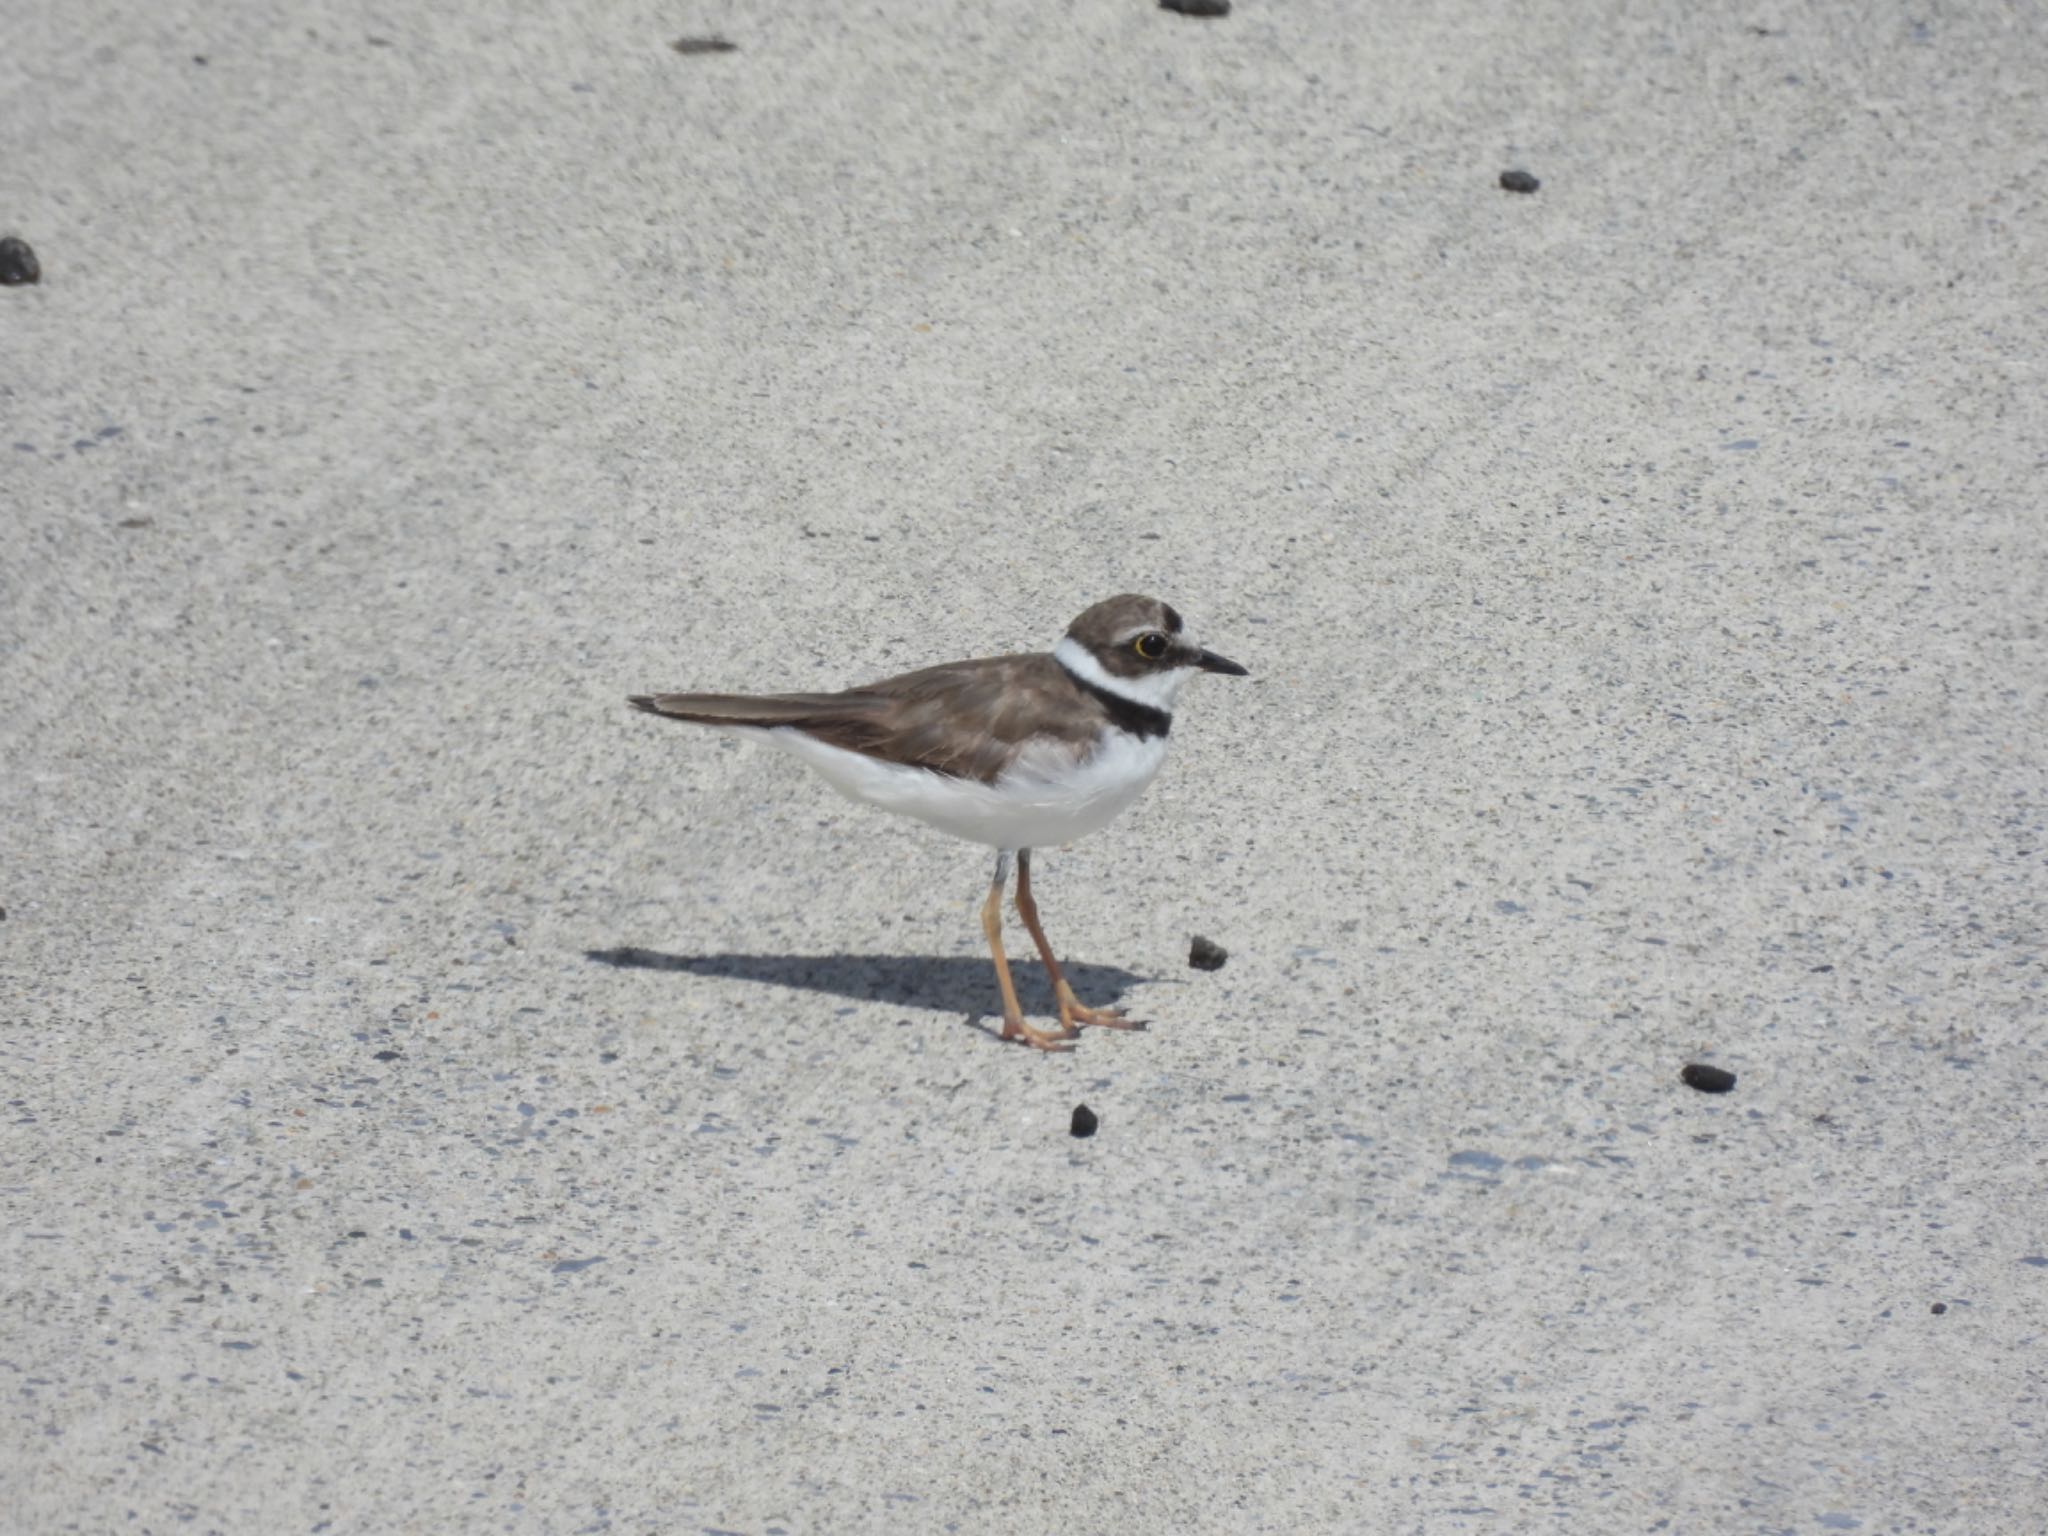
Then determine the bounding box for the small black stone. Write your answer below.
[373,1049,402,1061]
[1189,935,1228,971]
[0,237,41,285]
[1931,1302,1947,1315]
[671,36,738,54]
[1498,169,1541,194]
[1160,0,1231,15]
[1070,1104,1098,1138]
[1681,1063,1737,1094]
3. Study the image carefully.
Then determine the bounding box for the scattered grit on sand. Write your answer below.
[4,2,2044,1530]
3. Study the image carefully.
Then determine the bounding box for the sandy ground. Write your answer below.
[5,1,2046,1531]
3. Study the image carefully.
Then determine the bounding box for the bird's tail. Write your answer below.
[626,691,865,729]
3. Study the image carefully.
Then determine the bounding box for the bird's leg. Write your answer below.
[1014,850,1144,1036]
[981,850,1070,1052]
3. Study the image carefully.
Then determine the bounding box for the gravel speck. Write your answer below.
[1070,1104,1098,1138]
[1189,935,1228,971]
[1681,1063,1737,1094]
[1498,169,1541,194]
[0,237,41,285]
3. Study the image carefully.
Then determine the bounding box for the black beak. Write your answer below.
[1196,648,1249,677]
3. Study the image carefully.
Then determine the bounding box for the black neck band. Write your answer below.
[1059,662,1172,740]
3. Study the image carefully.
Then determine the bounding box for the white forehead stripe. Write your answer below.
[1054,635,1192,714]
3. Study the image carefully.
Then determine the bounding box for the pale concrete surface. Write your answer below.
[4,1,2045,1531]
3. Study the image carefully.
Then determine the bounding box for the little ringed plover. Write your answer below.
[628,593,1247,1051]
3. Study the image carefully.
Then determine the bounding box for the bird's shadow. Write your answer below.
[584,946,1149,1033]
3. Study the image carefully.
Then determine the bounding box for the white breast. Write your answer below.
[768,725,1169,851]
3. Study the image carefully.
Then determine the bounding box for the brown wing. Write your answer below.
[629,652,1107,785]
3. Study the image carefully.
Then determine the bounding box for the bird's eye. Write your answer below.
[1134,631,1168,661]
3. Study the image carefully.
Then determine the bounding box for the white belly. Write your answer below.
[768,727,1168,850]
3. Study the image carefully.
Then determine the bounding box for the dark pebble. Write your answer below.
[1189,935,1228,971]
[1160,0,1231,15]
[1681,1063,1737,1094]
[1931,1302,1947,1315]
[671,36,738,54]
[373,1048,402,1061]
[1498,169,1541,194]
[1070,1104,1098,1138]
[0,237,41,285]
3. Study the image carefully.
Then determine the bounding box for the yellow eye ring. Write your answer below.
[1134,631,1168,661]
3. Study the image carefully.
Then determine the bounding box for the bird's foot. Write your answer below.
[999,1015,1075,1052]
[1056,986,1147,1035]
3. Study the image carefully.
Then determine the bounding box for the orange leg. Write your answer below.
[981,854,1071,1052]
[1015,850,1145,1037]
